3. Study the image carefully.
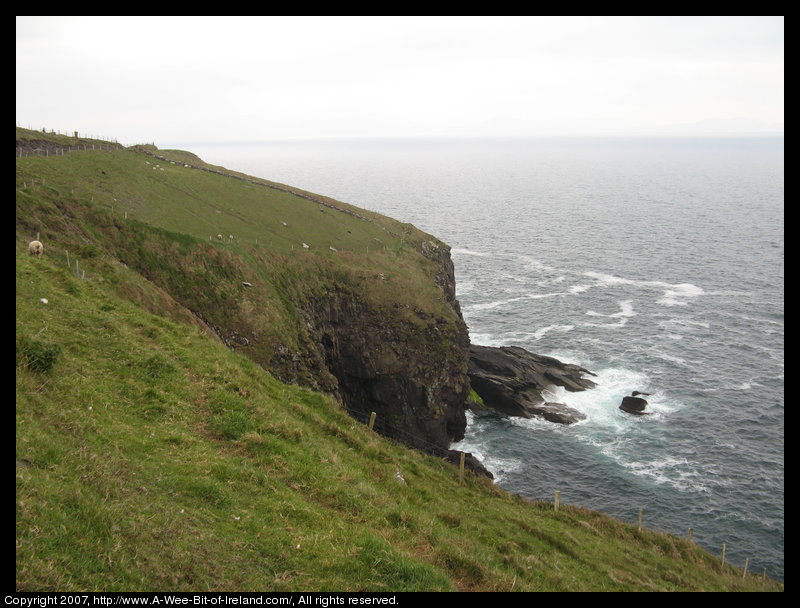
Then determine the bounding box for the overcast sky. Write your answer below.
[16,16,784,145]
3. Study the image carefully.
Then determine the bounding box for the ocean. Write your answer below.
[176,137,784,582]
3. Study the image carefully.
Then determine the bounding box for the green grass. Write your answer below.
[16,130,782,591]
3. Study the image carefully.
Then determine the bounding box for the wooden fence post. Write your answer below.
[459,452,465,486]
[637,508,643,532]
[742,557,749,579]
[687,527,693,541]
[554,490,560,512]
[721,543,726,566]
[368,411,376,431]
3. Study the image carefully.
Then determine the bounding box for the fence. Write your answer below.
[16,123,122,144]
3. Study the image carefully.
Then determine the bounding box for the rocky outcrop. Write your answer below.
[619,394,650,415]
[468,344,597,424]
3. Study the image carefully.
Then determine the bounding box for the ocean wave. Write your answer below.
[649,349,690,367]
[657,318,711,331]
[451,247,491,257]
[531,324,576,340]
[466,332,508,347]
[582,301,635,329]
[582,271,705,307]
[466,291,568,311]
[585,300,636,319]
[657,283,705,307]
[620,457,718,493]
[452,414,522,483]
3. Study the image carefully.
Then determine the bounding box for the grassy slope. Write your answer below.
[16,131,460,388]
[15,131,781,591]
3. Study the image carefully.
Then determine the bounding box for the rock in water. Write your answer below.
[468,344,596,424]
[619,395,650,415]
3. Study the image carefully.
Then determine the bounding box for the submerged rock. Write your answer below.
[467,344,596,424]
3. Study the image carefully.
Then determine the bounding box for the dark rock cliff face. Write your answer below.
[301,245,472,455]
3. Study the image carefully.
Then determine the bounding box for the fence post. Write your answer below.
[637,508,643,532]
[459,452,465,486]
[721,543,726,567]
[368,411,376,431]
[742,557,749,579]
[554,490,560,512]
[687,527,693,541]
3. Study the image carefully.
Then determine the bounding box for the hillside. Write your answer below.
[15,128,781,591]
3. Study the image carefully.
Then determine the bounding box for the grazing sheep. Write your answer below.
[28,240,44,257]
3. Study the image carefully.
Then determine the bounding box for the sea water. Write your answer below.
[177,137,784,581]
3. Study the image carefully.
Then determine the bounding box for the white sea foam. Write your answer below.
[583,271,634,286]
[468,297,523,311]
[657,318,711,331]
[527,292,569,300]
[531,324,575,340]
[582,271,705,307]
[544,370,703,491]
[657,283,705,307]
[453,413,522,483]
[466,332,507,347]
[452,248,490,257]
[621,457,714,493]
[585,300,636,319]
[538,365,655,430]
[467,291,568,311]
[650,350,689,367]
[536,275,566,287]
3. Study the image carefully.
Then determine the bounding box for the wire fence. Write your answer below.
[16,123,122,144]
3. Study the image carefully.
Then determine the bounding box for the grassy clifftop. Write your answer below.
[15,129,781,591]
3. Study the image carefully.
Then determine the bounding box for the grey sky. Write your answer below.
[16,16,784,145]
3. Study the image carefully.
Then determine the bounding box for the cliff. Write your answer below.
[15,128,471,455]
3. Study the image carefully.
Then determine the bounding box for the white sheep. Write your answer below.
[28,240,44,257]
